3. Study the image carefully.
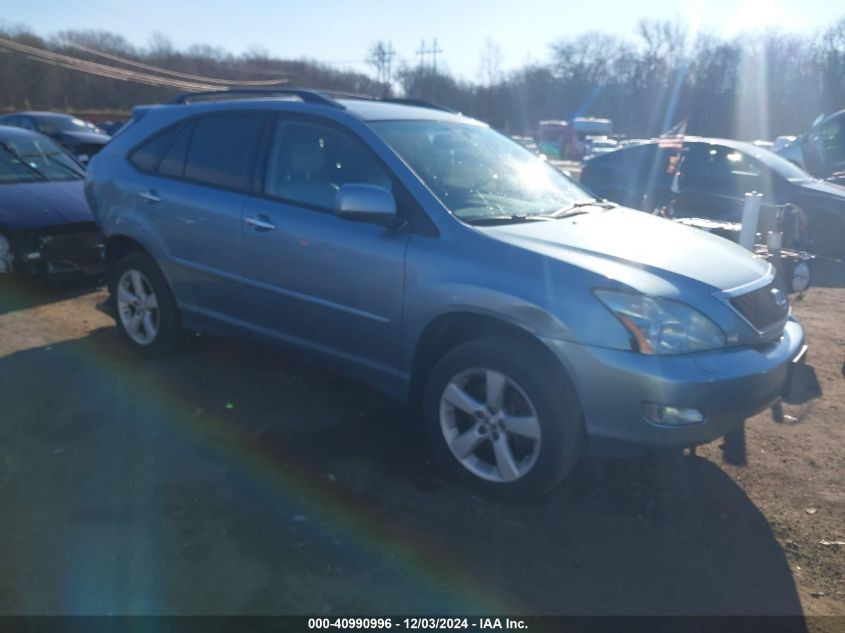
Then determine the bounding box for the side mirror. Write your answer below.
[334,184,397,225]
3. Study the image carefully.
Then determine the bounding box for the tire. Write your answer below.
[422,336,584,499]
[109,251,184,357]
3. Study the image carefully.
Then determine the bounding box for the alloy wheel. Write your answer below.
[116,269,160,345]
[439,368,542,483]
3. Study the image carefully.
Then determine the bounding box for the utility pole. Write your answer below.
[431,37,443,77]
[385,42,395,91]
[414,38,443,100]
[416,39,427,70]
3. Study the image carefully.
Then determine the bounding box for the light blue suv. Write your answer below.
[86,89,806,497]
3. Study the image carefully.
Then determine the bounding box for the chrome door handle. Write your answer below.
[138,190,161,203]
[244,215,276,231]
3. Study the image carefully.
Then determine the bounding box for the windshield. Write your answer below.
[0,137,85,184]
[35,115,105,136]
[748,145,814,183]
[370,120,594,221]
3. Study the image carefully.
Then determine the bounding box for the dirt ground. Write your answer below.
[0,263,843,618]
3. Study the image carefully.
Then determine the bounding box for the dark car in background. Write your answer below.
[97,120,127,137]
[0,111,111,165]
[778,109,845,186]
[0,126,102,279]
[581,137,845,258]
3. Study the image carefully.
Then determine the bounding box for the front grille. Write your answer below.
[730,282,789,331]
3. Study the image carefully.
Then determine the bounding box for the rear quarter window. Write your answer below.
[129,125,181,173]
[157,122,193,178]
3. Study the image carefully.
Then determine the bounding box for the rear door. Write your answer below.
[129,111,264,321]
[240,114,409,371]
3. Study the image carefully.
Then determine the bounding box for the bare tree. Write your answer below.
[479,38,504,87]
[367,40,395,96]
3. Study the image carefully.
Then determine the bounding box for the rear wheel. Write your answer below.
[110,251,184,357]
[423,336,584,499]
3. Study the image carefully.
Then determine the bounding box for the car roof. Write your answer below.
[336,98,473,123]
[154,93,478,125]
[5,111,77,119]
[0,124,49,141]
[674,136,761,153]
[601,136,764,156]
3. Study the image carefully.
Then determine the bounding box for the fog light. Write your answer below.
[643,403,704,426]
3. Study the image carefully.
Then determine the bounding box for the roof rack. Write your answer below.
[168,88,344,108]
[167,88,457,114]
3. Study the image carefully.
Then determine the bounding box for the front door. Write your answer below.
[674,143,767,222]
[240,115,409,372]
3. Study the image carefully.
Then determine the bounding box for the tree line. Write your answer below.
[1,18,844,141]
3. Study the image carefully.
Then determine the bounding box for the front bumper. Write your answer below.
[544,318,805,449]
[1,225,104,280]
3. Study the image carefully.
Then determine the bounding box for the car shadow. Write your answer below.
[0,329,806,619]
[0,275,102,316]
[808,258,845,289]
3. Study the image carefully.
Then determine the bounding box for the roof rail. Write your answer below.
[296,90,457,114]
[167,88,458,115]
[168,88,344,108]
[381,98,457,113]
[318,89,377,101]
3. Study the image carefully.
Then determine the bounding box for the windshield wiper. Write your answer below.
[544,199,617,219]
[463,214,555,226]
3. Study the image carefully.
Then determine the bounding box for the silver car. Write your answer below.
[86,90,806,497]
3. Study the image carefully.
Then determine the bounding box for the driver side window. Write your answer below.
[685,145,762,196]
[264,118,392,211]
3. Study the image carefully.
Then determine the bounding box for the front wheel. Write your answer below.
[110,251,184,357]
[423,337,584,499]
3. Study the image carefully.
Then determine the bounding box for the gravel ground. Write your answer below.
[0,265,842,617]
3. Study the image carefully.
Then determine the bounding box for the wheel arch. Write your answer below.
[104,234,152,280]
[408,310,577,407]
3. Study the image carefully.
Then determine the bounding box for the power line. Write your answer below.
[0,36,222,91]
[63,41,287,86]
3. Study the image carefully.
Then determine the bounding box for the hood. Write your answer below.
[58,130,110,146]
[479,207,769,292]
[0,180,93,232]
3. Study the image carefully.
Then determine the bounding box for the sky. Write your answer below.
[1,0,841,80]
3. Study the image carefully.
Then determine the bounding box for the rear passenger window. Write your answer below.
[129,125,180,173]
[184,112,262,191]
[157,121,193,178]
[264,118,392,210]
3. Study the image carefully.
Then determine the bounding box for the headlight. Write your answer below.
[595,289,726,355]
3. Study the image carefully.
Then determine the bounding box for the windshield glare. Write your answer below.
[371,120,593,221]
[37,116,104,136]
[0,138,84,184]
